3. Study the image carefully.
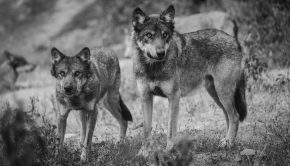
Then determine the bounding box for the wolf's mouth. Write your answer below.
[146,53,165,61]
[62,91,77,97]
[65,92,74,96]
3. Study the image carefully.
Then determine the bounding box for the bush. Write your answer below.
[0,0,56,34]
[0,106,45,166]
[236,0,290,67]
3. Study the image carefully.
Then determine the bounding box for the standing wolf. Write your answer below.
[50,47,133,161]
[131,5,246,149]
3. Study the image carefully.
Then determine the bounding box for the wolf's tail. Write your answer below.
[232,20,242,52]
[234,72,247,121]
[119,96,133,121]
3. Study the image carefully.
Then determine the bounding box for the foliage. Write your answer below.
[0,0,56,35]
[0,105,45,166]
[236,0,290,67]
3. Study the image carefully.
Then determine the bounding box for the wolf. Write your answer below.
[50,47,133,161]
[0,50,36,94]
[124,10,241,58]
[131,5,246,149]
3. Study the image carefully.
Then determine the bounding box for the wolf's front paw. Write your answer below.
[218,138,234,149]
[55,148,63,162]
[137,144,151,157]
[80,148,87,162]
[137,138,162,157]
[166,140,174,151]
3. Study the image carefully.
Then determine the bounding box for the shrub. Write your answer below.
[0,105,45,166]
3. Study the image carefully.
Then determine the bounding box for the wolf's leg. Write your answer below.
[80,109,97,161]
[204,75,229,129]
[136,92,153,157]
[214,76,239,148]
[104,90,128,139]
[166,92,181,149]
[136,80,153,138]
[141,93,153,138]
[79,111,87,146]
[218,98,239,148]
[57,104,71,159]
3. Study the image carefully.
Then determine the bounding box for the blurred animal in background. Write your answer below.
[124,10,239,58]
[50,47,133,162]
[0,51,36,94]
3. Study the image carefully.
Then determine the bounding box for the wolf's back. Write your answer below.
[182,29,242,61]
[90,48,119,68]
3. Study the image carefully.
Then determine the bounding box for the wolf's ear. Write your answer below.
[132,7,148,30]
[3,50,15,62]
[160,5,175,23]
[77,47,90,63]
[51,47,65,63]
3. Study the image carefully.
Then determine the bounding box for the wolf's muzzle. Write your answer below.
[64,86,74,95]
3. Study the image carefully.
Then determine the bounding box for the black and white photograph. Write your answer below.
[0,0,289,165]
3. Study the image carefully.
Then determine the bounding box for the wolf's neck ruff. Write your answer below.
[56,83,99,109]
[135,49,170,81]
[133,31,183,82]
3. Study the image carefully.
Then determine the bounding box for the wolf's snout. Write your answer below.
[156,50,165,59]
[64,86,73,94]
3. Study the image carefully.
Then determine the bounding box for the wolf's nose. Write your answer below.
[64,86,73,93]
[156,51,165,58]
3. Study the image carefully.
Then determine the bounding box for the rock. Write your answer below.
[234,153,242,162]
[240,149,256,156]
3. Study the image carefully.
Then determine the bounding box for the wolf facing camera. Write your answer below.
[131,5,246,150]
[50,47,133,161]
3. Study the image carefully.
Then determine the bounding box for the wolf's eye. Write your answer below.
[162,32,168,38]
[146,33,152,38]
[74,71,81,77]
[59,71,65,77]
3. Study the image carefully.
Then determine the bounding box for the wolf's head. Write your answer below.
[50,47,92,97]
[1,51,36,73]
[132,5,175,62]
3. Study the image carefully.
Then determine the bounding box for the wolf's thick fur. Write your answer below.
[50,47,132,161]
[131,5,246,148]
[0,51,36,94]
